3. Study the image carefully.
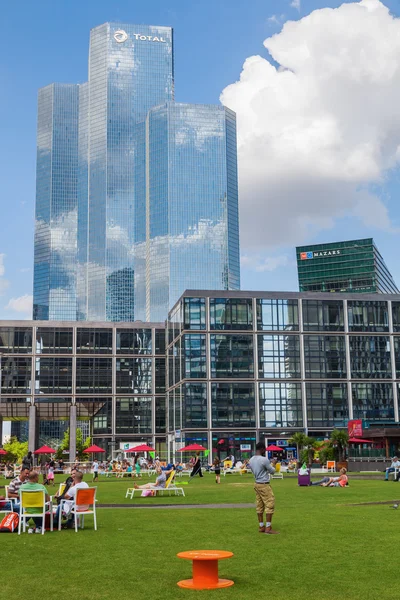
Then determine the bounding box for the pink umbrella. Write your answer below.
[126,444,155,453]
[0,449,7,455]
[84,445,105,453]
[178,444,207,452]
[34,445,56,454]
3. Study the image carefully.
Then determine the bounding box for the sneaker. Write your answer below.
[28,528,34,534]
[35,527,42,534]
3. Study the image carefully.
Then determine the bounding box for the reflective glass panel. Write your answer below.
[259,382,303,427]
[182,382,208,429]
[349,336,392,378]
[75,358,112,393]
[257,335,300,379]
[352,383,394,422]
[36,328,73,354]
[211,383,255,427]
[116,358,152,394]
[116,329,152,354]
[305,383,348,427]
[210,298,253,330]
[302,300,344,331]
[76,328,112,354]
[211,335,254,378]
[348,301,389,332]
[303,335,347,379]
[116,397,152,434]
[256,299,299,331]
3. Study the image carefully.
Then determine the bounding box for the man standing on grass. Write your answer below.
[92,460,99,481]
[249,442,279,535]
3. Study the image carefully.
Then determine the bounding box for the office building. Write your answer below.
[296,238,398,294]
[33,23,240,322]
[0,321,166,457]
[167,290,400,459]
[4,290,400,462]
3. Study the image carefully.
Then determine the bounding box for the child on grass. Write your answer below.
[214,457,221,484]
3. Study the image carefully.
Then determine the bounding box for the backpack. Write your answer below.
[0,512,19,533]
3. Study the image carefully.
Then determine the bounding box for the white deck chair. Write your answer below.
[126,471,185,498]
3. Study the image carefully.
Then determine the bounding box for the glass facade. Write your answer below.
[34,24,240,323]
[0,322,164,453]
[297,238,399,294]
[166,291,400,454]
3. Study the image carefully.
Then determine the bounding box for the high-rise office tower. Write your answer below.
[33,23,240,322]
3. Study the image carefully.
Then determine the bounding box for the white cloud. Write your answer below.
[267,14,285,25]
[220,0,400,251]
[0,254,10,296]
[5,294,33,316]
[290,0,301,11]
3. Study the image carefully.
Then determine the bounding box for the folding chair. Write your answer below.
[18,490,53,535]
[60,487,97,533]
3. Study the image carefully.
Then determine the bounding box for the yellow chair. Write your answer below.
[18,490,53,535]
[57,483,66,496]
[272,462,283,479]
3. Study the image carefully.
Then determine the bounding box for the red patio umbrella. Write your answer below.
[126,444,155,453]
[34,445,56,454]
[0,449,7,455]
[84,445,105,453]
[349,438,374,444]
[178,444,207,452]
[265,445,283,452]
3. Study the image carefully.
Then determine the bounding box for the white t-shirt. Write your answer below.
[63,481,90,512]
[93,462,99,472]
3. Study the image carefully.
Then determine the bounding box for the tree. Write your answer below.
[288,432,307,463]
[59,427,92,460]
[304,436,318,465]
[330,429,349,462]
[3,437,28,462]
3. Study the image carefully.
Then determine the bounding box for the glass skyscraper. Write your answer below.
[33,23,240,322]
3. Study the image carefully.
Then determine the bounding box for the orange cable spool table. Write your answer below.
[177,550,234,589]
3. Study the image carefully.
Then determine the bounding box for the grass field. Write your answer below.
[1,473,399,600]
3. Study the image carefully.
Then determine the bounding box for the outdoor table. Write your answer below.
[177,550,234,589]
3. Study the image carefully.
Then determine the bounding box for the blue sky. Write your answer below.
[1,0,400,318]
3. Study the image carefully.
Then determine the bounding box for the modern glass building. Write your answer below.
[33,83,79,320]
[296,238,399,294]
[166,290,400,460]
[134,103,240,322]
[0,321,166,457]
[3,289,400,461]
[33,23,240,323]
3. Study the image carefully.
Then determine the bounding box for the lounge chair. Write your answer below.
[125,471,185,499]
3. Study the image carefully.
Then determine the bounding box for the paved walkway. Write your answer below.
[97,502,254,509]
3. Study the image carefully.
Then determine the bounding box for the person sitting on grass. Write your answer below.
[311,467,348,487]
[19,470,50,534]
[133,466,173,491]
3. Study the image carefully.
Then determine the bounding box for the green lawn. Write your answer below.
[1,473,399,600]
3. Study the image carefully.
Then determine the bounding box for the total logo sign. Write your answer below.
[114,29,166,43]
[300,250,341,260]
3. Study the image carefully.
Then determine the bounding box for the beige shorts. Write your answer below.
[254,483,275,514]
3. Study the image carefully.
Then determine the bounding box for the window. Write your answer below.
[76,398,112,433]
[302,300,344,331]
[305,383,348,427]
[184,297,206,330]
[259,383,303,427]
[35,358,73,393]
[211,383,255,427]
[36,328,73,353]
[210,298,253,330]
[211,335,254,378]
[258,335,300,379]
[155,329,166,354]
[75,358,112,393]
[256,299,299,331]
[76,328,112,353]
[155,357,166,393]
[155,396,166,433]
[348,301,389,332]
[116,358,152,394]
[182,383,208,428]
[350,336,392,378]
[183,334,207,379]
[116,397,152,434]
[392,303,400,332]
[116,328,152,354]
[0,357,32,393]
[0,327,33,353]
[352,383,394,422]
[303,336,347,379]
